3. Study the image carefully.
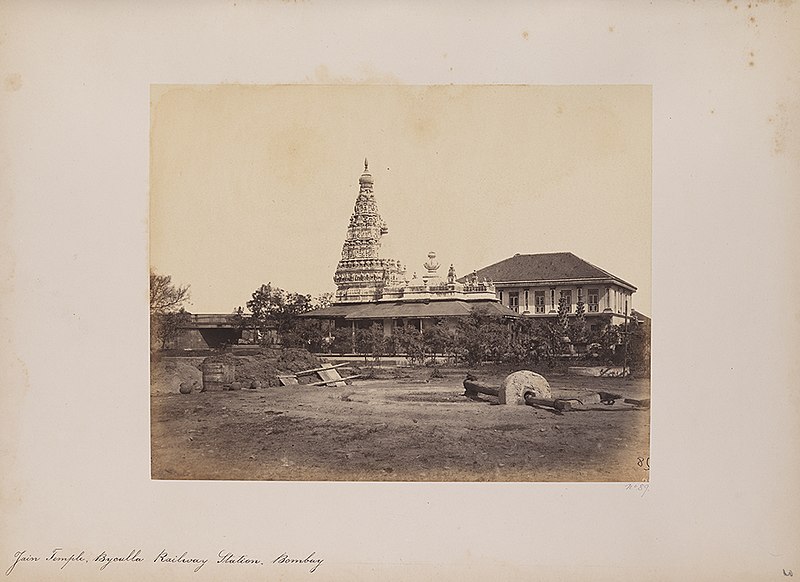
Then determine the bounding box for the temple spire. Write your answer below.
[334,159,400,303]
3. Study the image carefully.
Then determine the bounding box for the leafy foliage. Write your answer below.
[329,327,354,354]
[557,295,570,330]
[153,308,191,350]
[393,324,426,364]
[454,307,512,366]
[246,282,313,344]
[150,270,191,351]
[623,319,651,374]
[312,292,334,310]
[282,319,327,351]
[354,324,388,362]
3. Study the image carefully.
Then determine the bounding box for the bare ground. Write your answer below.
[151,367,651,482]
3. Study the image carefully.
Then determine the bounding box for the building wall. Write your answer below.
[494,282,633,324]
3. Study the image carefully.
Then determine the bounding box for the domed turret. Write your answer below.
[359,158,374,190]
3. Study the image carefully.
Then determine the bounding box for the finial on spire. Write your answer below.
[359,157,374,190]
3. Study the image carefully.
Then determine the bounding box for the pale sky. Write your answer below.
[150,85,651,315]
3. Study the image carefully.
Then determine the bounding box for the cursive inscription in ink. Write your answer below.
[273,552,324,573]
[5,548,323,576]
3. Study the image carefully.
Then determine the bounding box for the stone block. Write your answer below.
[499,370,552,405]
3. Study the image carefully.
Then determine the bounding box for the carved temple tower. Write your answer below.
[333,160,404,303]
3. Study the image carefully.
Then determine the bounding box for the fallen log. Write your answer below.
[463,379,499,397]
[523,394,573,411]
[597,391,623,405]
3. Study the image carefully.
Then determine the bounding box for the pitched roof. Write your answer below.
[301,299,518,320]
[461,252,636,291]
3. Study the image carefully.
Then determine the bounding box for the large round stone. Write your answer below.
[499,370,552,405]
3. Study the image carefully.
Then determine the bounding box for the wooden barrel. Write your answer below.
[202,358,235,391]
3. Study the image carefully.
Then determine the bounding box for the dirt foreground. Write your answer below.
[151,367,651,482]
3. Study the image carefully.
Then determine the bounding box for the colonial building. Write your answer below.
[303,161,517,335]
[462,252,637,330]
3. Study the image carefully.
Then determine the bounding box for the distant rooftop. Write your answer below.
[462,252,636,291]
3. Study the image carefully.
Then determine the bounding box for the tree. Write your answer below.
[393,324,426,364]
[507,317,540,364]
[572,295,587,343]
[282,319,327,351]
[422,320,455,363]
[454,307,511,366]
[557,294,570,331]
[154,308,191,349]
[150,270,190,314]
[354,324,387,363]
[150,270,191,351]
[312,292,334,310]
[330,326,354,354]
[589,324,622,364]
[506,317,575,365]
[246,283,314,345]
[625,319,651,374]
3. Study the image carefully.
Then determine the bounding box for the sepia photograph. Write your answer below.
[150,84,651,482]
[4,1,799,579]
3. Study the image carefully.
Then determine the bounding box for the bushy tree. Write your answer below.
[393,324,426,364]
[422,319,455,362]
[246,282,313,345]
[354,323,387,363]
[154,308,191,349]
[507,317,541,364]
[566,319,588,345]
[282,319,327,351]
[588,324,622,364]
[506,318,551,364]
[624,319,651,374]
[329,327,354,355]
[312,292,334,310]
[454,307,511,365]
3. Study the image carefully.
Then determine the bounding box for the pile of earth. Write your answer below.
[150,358,202,395]
[152,349,350,394]
[205,348,324,388]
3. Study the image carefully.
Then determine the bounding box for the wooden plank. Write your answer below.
[294,362,349,377]
[277,375,299,386]
[317,366,346,387]
[310,374,361,387]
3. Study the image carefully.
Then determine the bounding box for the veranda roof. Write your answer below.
[301,299,518,320]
